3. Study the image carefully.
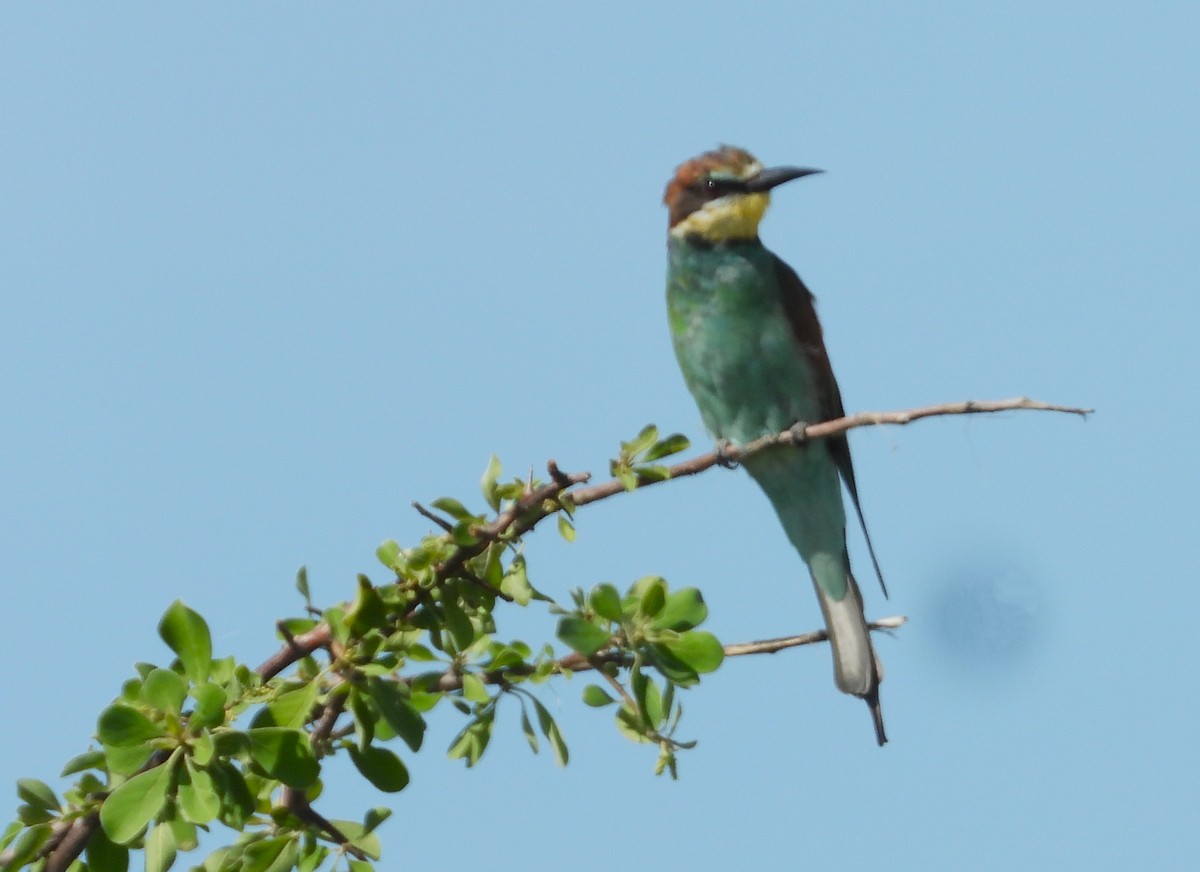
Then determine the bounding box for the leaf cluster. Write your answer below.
[2,427,711,872]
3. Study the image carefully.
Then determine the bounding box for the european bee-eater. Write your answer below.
[664,145,887,745]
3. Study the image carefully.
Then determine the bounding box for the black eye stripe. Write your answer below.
[697,177,746,199]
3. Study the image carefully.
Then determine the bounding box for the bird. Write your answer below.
[663,145,888,745]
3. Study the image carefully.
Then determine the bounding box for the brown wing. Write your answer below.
[772,254,888,597]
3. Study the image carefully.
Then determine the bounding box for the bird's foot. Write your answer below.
[714,439,741,469]
[787,421,811,445]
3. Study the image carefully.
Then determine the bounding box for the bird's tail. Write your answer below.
[811,567,886,745]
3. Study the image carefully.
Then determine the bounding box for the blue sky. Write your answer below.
[2,3,1198,869]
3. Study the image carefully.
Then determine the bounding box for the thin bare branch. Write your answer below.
[412,501,454,533]
[571,396,1091,507]
[723,616,908,657]
[417,615,910,692]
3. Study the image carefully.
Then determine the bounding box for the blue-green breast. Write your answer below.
[666,238,823,445]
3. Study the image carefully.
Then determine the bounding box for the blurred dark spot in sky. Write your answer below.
[921,556,1049,682]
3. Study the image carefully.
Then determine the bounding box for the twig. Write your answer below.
[257,623,332,681]
[723,616,908,657]
[419,616,909,692]
[571,396,1091,507]
[280,787,366,862]
[412,501,454,533]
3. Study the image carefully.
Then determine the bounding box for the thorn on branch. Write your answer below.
[412,501,454,533]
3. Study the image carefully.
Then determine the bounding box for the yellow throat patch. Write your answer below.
[668,191,771,243]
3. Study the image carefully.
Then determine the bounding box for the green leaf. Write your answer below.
[61,749,106,777]
[295,566,311,606]
[376,539,401,571]
[5,824,51,869]
[346,576,388,636]
[245,728,319,788]
[529,697,568,766]
[645,644,698,686]
[519,706,538,753]
[17,778,60,812]
[177,758,220,824]
[348,687,376,749]
[169,818,198,852]
[582,684,616,707]
[298,842,330,872]
[327,820,381,861]
[348,861,375,872]
[103,742,156,777]
[640,676,664,729]
[440,596,475,651]
[209,760,255,829]
[243,836,298,872]
[362,806,392,836]
[348,744,410,793]
[450,520,479,546]
[447,710,494,767]
[17,803,53,826]
[253,680,319,730]
[615,705,650,743]
[431,496,475,521]
[556,617,610,657]
[409,689,442,713]
[500,557,533,606]
[141,667,188,715]
[638,578,667,619]
[589,583,624,621]
[649,587,708,632]
[145,821,176,872]
[158,601,212,685]
[119,677,142,704]
[486,642,527,670]
[626,423,659,457]
[208,655,236,684]
[631,464,671,483]
[324,605,348,645]
[480,454,503,511]
[99,752,179,844]
[661,630,725,674]
[644,432,690,461]
[211,729,249,758]
[367,678,425,753]
[556,513,576,542]
[189,682,228,730]
[461,672,489,704]
[97,704,165,746]
[85,826,129,872]
[1,820,22,852]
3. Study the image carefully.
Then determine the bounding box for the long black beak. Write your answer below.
[743,166,824,193]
